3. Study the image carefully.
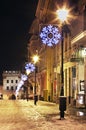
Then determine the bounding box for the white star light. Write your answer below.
[40,25,61,46]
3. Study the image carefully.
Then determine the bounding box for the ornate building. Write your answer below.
[28,0,86,107]
[3,71,21,91]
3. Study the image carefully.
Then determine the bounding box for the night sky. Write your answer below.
[0,0,38,80]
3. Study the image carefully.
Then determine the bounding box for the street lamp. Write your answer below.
[57,8,69,23]
[56,7,69,96]
[56,7,69,119]
[32,54,39,105]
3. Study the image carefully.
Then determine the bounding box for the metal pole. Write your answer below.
[34,66,37,105]
[84,57,86,107]
[34,67,36,95]
[60,25,64,96]
[26,83,28,101]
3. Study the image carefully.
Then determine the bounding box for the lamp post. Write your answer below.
[32,54,39,105]
[57,7,69,119]
[57,8,69,96]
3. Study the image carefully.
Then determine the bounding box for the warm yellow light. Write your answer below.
[33,55,39,64]
[57,8,69,22]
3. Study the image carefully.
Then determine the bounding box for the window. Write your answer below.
[11,86,14,90]
[15,80,18,83]
[11,80,13,83]
[6,86,9,90]
[7,80,9,83]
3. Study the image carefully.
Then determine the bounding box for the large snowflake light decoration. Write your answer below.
[25,63,35,73]
[40,25,61,47]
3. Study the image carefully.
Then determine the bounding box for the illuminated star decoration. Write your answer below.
[25,63,35,73]
[40,25,61,47]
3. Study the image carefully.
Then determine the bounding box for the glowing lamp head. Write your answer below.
[33,55,39,64]
[57,8,69,22]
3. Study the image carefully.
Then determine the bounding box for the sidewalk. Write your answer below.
[0,99,85,130]
[67,105,86,120]
[28,99,86,120]
[24,100,86,129]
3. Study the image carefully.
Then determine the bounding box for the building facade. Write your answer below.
[29,0,86,107]
[3,71,21,91]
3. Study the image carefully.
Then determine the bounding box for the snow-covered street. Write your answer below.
[0,100,86,130]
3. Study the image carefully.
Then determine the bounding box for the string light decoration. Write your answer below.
[40,25,61,47]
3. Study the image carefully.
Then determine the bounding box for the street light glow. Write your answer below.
[57,8,69,22]
[56,5,75,25]
[33,55,39,64]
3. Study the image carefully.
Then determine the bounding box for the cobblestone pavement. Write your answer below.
[0,100,86,130]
